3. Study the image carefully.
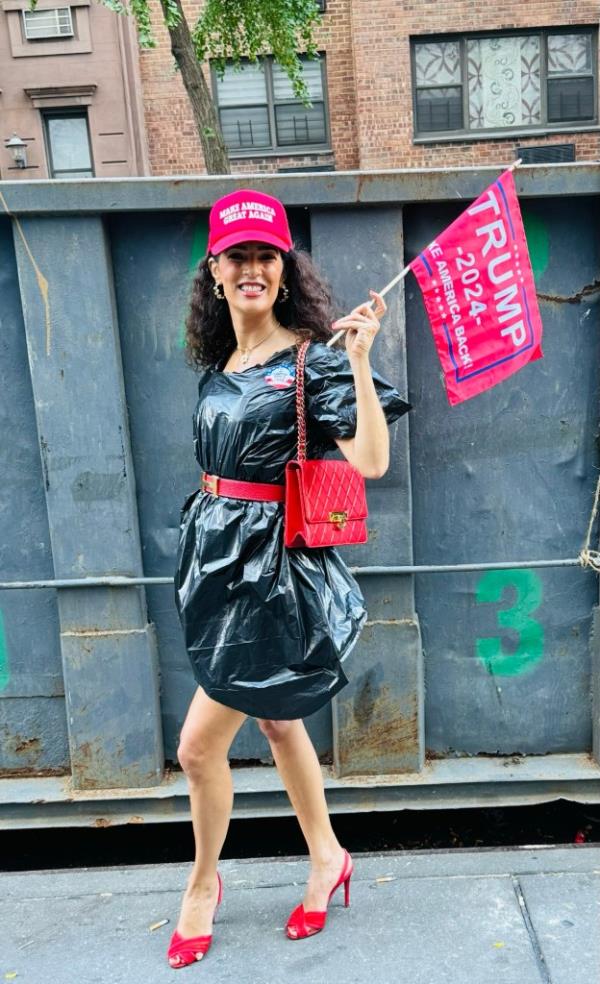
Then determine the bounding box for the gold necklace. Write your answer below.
[236,323,283,367]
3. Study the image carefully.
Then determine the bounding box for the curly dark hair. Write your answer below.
[183,246,343,370]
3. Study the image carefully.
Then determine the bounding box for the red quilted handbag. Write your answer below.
[284,338,368,548]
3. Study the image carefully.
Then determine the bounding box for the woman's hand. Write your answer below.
[332,290,387,362]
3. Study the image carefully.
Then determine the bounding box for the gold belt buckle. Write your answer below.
[201,472,219,495]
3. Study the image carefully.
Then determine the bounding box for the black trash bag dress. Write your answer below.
[174,339,411,720]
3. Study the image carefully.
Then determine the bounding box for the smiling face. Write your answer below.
[208,241,285,319]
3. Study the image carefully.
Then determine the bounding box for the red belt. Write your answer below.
[200,471,285,502]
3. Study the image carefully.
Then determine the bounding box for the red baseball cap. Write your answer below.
[207,189,293,255]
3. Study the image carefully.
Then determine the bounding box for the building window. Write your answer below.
[412,28,596,138]
[213,54,329,154]
[22,7,74,40]
[43,111,94,178]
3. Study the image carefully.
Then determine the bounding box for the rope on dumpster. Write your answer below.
[579,469,600,572]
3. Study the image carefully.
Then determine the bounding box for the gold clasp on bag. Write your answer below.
[329,510,348,530]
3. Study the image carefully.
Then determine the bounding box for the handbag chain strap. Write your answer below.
[294,338,311,463]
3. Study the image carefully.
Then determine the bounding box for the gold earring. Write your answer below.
[278,282,289,302]
[212,282,225,300]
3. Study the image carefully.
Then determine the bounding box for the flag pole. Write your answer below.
[325,261,411,347]
[326,158,524,347]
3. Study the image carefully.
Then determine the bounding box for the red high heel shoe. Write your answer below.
[285,849,353,940]
[167,871,222,969]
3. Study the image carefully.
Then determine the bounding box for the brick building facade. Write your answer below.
[350,0,600,168]
[139,0,600,175]
[2,1,598,179]
[138,0,359,175]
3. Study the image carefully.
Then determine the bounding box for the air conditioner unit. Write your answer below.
[516,144,576,164]
[23,7,74,40]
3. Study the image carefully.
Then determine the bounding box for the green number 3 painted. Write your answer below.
[475,569,544,676]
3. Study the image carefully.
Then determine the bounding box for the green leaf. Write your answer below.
[94,0,157,48]
[192,0,322,107]
[159,0,182,30]
[95,0,321,102]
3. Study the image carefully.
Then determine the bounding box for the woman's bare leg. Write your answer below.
[257,718,346,915]
[172,686,246,963]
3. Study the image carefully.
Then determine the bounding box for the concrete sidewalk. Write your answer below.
[3,846,600,984]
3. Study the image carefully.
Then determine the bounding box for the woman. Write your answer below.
[169,189,411,968]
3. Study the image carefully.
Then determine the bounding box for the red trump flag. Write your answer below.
[408,169,543,405]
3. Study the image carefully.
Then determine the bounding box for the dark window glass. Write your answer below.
[44,112,93,178]
[416,87,463,132]
[547,76,594,121]
[215,54,328,152]
[274,103,326,145]
[413,28,596,136]
[219,107,271,149]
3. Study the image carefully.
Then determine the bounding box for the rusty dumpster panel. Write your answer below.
[404,194,600,756]
[0,167,599,799]
[0,216,69,775]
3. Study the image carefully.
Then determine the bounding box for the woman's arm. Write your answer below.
[334,359,390,479]
[332,290,391,479]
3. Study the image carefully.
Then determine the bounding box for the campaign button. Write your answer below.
[263,363,296,389]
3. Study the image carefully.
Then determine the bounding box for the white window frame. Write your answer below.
[42,109,94,179]
[22,7,74,40]
[212,53,331,158]
[411,26,598,143]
